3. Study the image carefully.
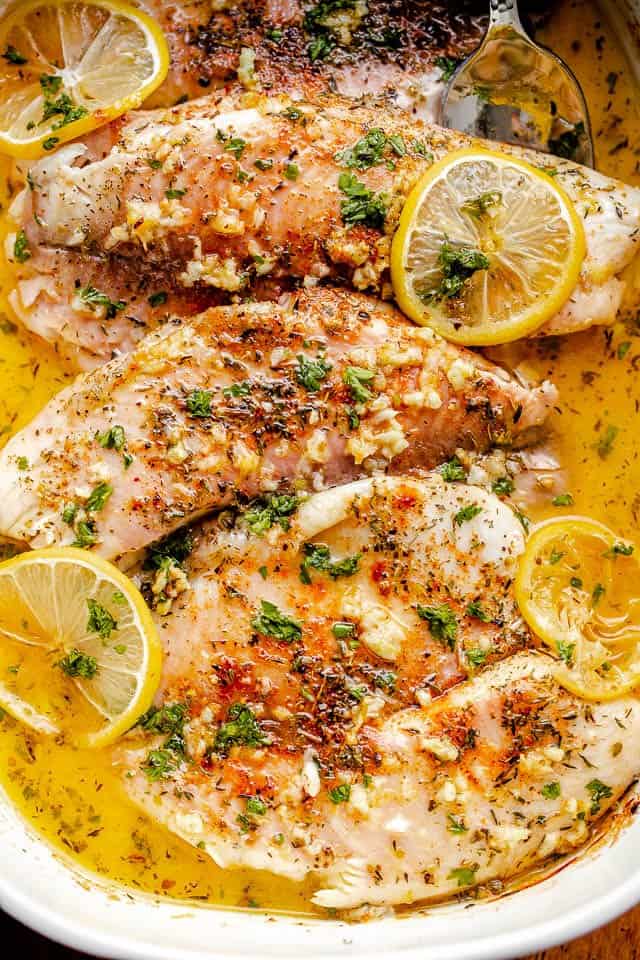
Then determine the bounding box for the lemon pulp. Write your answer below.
[0,0,169,158]
[391,148,586,345]
[515,518,640,701]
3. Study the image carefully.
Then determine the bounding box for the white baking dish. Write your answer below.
[2,1,640,957]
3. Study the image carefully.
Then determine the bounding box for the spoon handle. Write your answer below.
[489,0,524,30]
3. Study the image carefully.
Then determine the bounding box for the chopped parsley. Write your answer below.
[223,380,252,398]
[424,240,490,302]
[148,291,168,308]
[42,136,60,151]
[243,493,299,535]
[328,783,351,804]
[556,637,575,664]
[39,74,88,130]
[338,172,388,230]
[466,600,490,622]
[13,230,31,264]
[186,388,213,417]
[97,425,126,452]
[141,748,178,781]
[596,423,618,459]
[17,456,28,471]
[251,600,302,642]
[492,475,514,497]
[284,162,299,180]
[460,191,502,220]
[448,866,477,887]
[332,621,355,640]
[417,603,458,650]
[343,365,375,403]
[300,542,361,583]
[552,493,574,507]
[165,187,186,200]
[466,647,489,668]
[86,599,117,639]
[586,778,612,814]
[447,814,467,834]
[224,137,247,159]
[335,128,388,170]
[79,285,126,319]
[254,158,274,171]
[57,648,98,679]
[592,582,606,605]
[214,703,270,754]
[71,520,97,549]
[304,0,358,60]
[145,528,194,570]
[245,795,267,816]
[296,353,332,391]
[453,503,482,526]
[605,541,634,558]
[538,782,562,802]
[2,46,27,65]
[85,482,113,512]
[440,457,466,482]
[435,55,460,82]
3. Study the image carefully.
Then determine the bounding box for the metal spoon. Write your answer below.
[439,0,594,167]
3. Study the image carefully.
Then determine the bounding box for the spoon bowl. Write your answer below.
[439,0,594,167]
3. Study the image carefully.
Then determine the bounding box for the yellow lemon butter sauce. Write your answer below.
[0,0,639,916]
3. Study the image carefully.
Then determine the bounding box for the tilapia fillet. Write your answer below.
[117,476,640,910]
[0,289,554,559]
[136,0,484,114]
[8,93,640,368]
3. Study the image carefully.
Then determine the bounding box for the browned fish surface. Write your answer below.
[0,288,554,559]
[137,0,486,111]
[8,91,640,369]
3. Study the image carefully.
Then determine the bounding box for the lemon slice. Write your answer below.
[0,0,169,159]
[515,517,640,701]
[391,148,586,345]
[0,547,162,746]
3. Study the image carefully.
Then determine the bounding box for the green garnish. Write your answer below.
[460,191,502,220]
[542,781,561,800]
[224,137,247,159]
[2,46,27,65]
[86,482,113,512]
[447,814,467,834]
[251,600,302,642]
[440,457,466,482]
[79,286,126,319]
[243,493,299,536]
[296,354,332,391]
[466,600,490,622]
[13,230,31,264]
[284,162,299,180]
[586,778,612,814]
[148,291,168,307]
[299,543,361,583]
[57,648,98,679]
[186,388,213,417]
[86,599,117,639]
[552,493,574,507]
[435,55,460,82]
[492,476,514,497]
[453,504,482,526]
[328,783,351,804]
[214,703,270,754]
[425,240,490,302]
[97,425,126,452]
[343,365,375,404]
[448,866,477,888]
[417,603,458,650]
[338,172,388,230]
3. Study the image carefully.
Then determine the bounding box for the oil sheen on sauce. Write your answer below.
[0,0,638,916]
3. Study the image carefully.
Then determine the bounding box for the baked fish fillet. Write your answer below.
[0,289,554,560]
[136,0,483,113]
[8,92,640,368]
[116,476,639,911]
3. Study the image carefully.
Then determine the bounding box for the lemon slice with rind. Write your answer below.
[0,547,162,746]
[515,517,640,701]
[0,0,169,159]
[391,148,586,345]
